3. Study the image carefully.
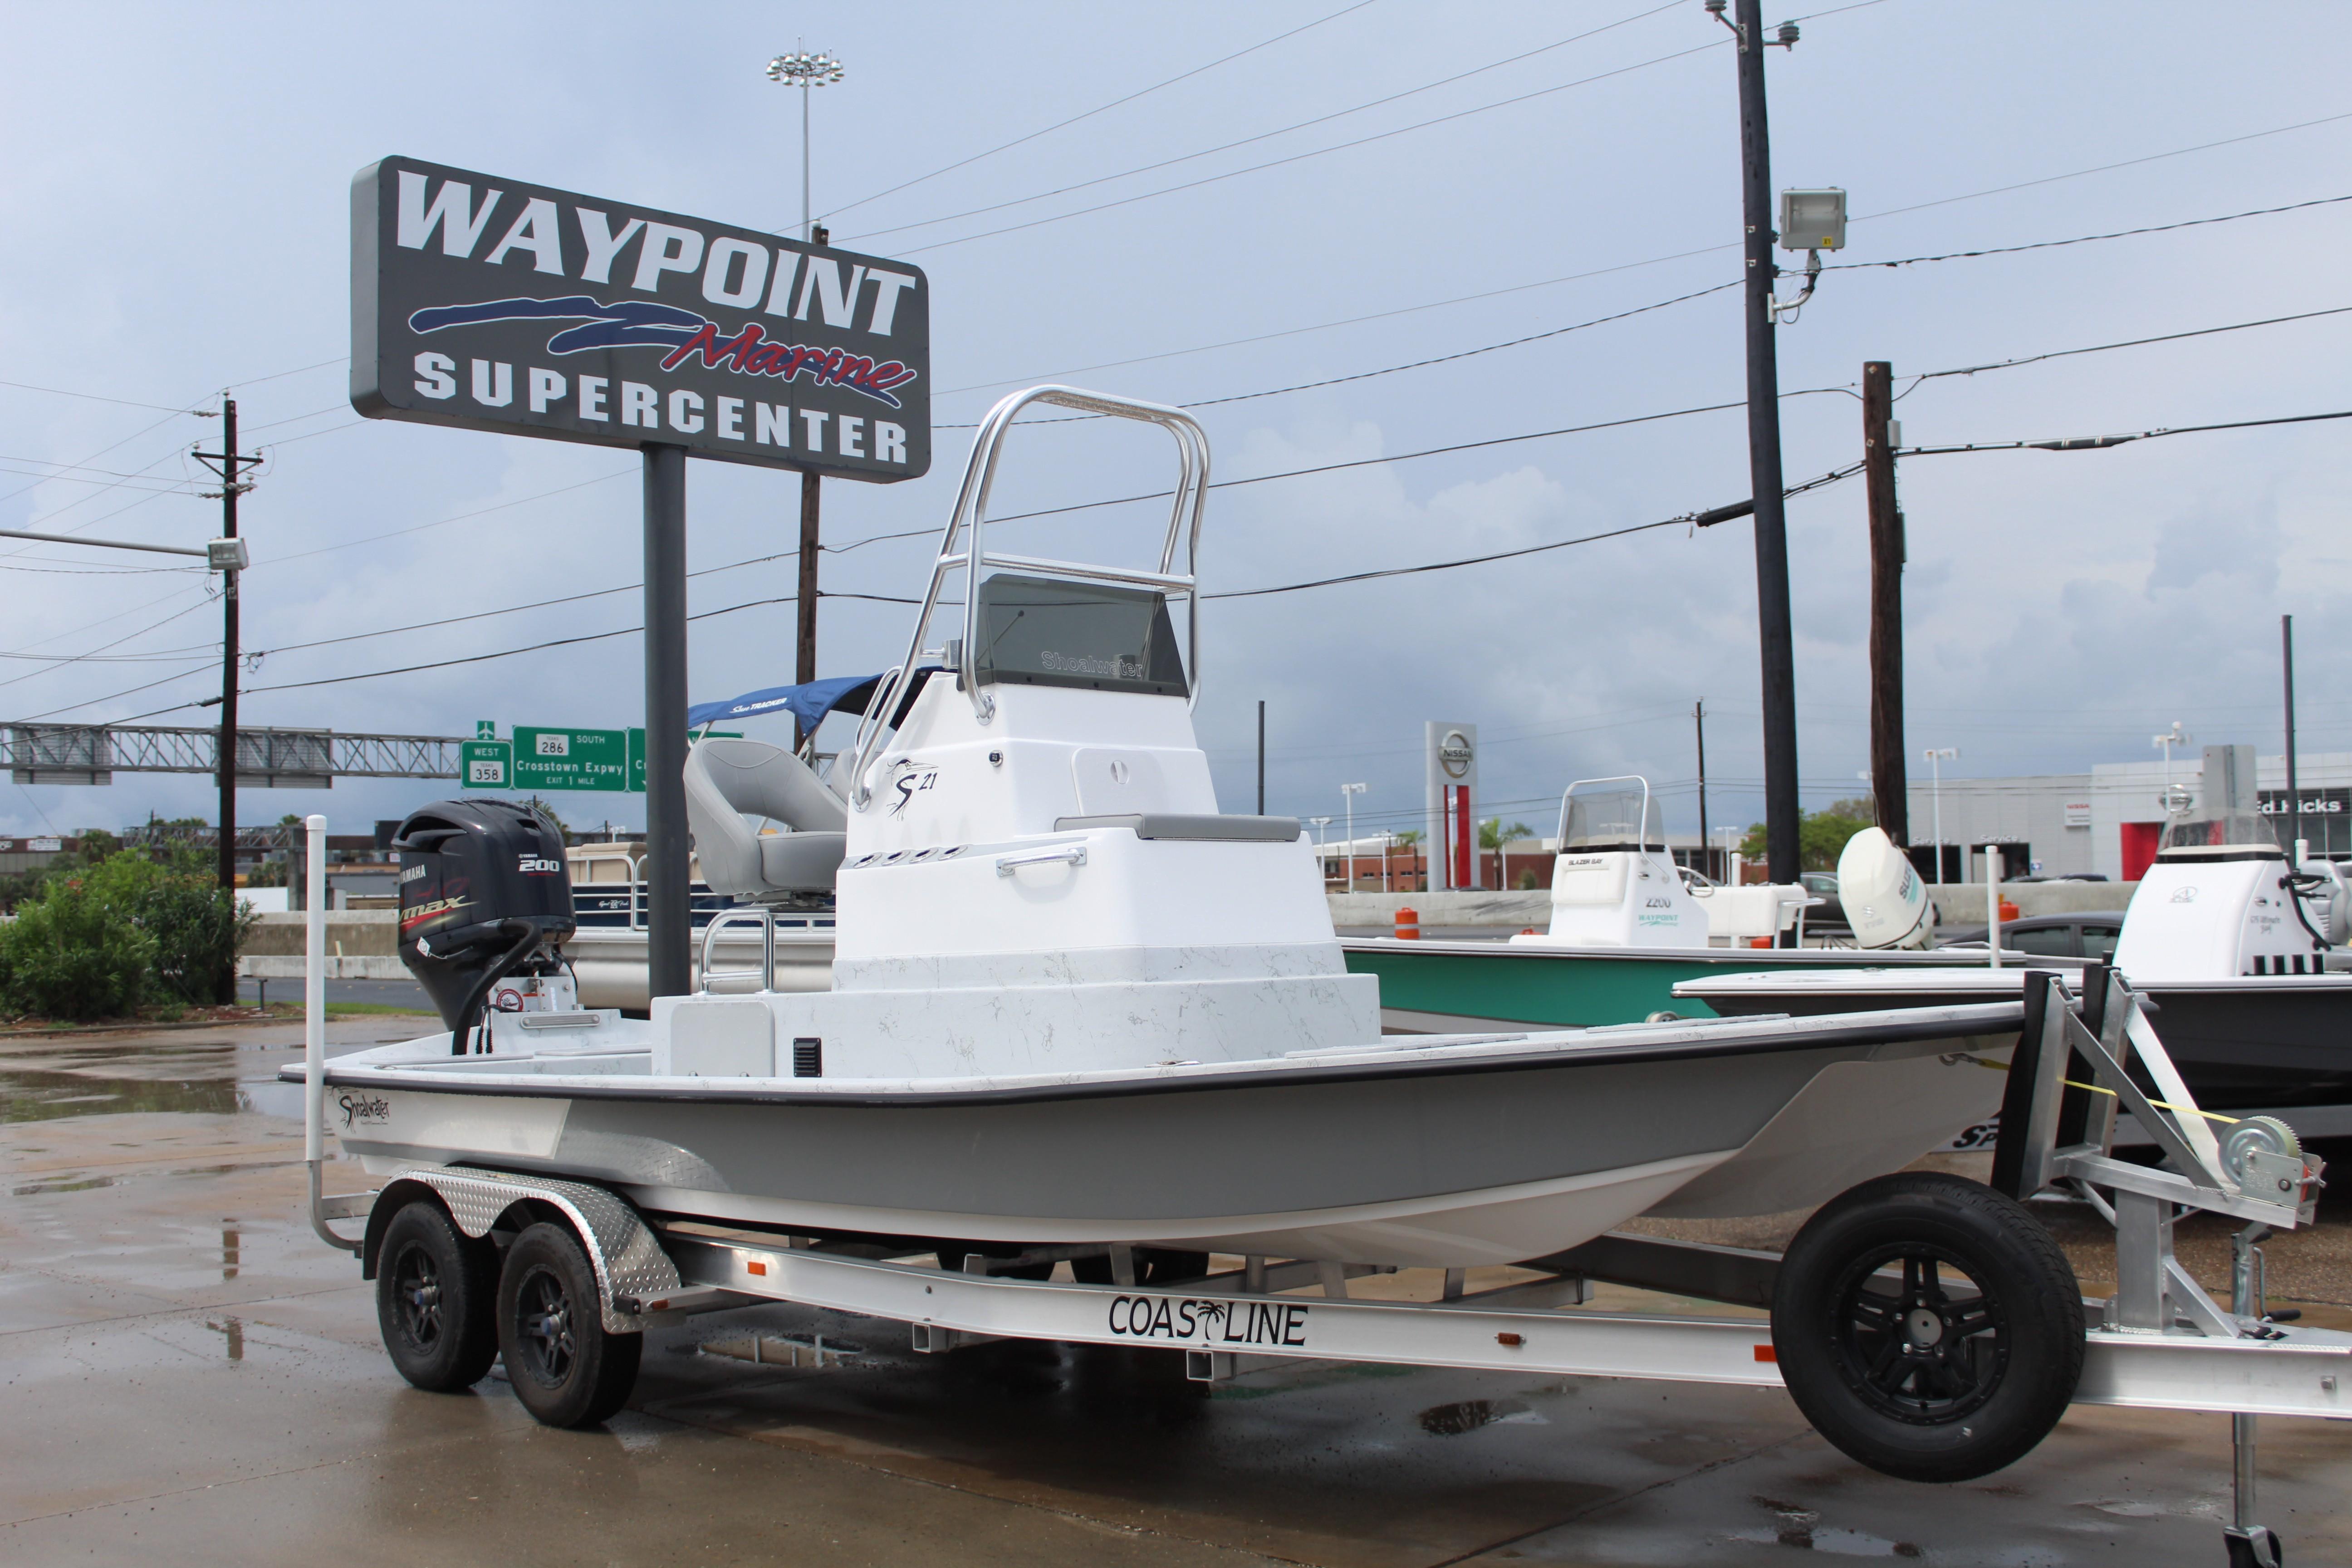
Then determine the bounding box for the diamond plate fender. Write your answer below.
[369,1164,681,1334]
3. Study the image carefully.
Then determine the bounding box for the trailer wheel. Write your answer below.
[496,1221,641,1428]
[376,1200,499,1392]
[1771,1172,2083,1483]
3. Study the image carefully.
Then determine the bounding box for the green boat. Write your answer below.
[1344,776,2013,1032]
[1342,936,2014,1032]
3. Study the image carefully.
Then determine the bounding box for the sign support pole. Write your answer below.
[643,444,691,1001]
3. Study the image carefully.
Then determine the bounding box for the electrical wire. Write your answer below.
[1899,407,2352,457]
[894,39,1723,256]
[818,0,1384,225]
[848,1,1682,244]
[1823,192,2352,274]
[0,378,197,413]
[1911,303,2352,384]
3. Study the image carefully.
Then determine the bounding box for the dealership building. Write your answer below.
[1905,745,2350,882]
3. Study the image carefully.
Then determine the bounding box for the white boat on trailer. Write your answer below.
[295,388,2342,1559]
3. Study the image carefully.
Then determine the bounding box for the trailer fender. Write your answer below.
[364,1164,681,1334]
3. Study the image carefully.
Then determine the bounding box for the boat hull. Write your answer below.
[1342,937,2032,1033]
[1680,969,2352,1109]
[321,1010,2016,1268]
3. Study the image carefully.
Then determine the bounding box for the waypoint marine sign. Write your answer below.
[351,156,930,481]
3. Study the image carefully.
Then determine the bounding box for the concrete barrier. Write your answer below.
[1328,890,1552,932]
[1928,882,2136,924]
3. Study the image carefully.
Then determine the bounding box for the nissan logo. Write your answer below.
[1440,730,1473,779]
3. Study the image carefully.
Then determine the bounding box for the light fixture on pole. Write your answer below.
[766,46,845,242]
[1922,747,1958,875]
[766,45,846,735]
[2153,721,2195,816]
[1341,783,1368,892]
[1308,815,1333,883]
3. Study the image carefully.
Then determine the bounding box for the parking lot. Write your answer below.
[7,1018,2351,1567]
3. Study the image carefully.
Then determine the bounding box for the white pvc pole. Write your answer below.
[304,813,327,1165]
[1985,840,2003,971]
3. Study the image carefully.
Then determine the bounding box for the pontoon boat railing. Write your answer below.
[847,385,1210,810]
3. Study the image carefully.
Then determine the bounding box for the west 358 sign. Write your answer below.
[352,156,930,483]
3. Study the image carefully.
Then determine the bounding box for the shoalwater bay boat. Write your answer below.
[305,387,2025,1273]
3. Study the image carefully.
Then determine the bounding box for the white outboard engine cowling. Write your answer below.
[1837,827,1933,950]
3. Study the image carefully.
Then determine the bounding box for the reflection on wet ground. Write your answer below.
[5,1021,2352,1567]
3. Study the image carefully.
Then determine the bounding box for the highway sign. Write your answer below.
[460,739,511,789]
[513,725,631,791]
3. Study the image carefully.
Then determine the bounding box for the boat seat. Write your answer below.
[684,738,848,898]
[1055,813,1301,843]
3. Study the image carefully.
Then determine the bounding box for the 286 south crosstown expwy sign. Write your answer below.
[351,156,930,480]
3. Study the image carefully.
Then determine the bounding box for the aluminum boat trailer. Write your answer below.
[288,852,2330,1565]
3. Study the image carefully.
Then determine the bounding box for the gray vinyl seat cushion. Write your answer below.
[684,737,849,897]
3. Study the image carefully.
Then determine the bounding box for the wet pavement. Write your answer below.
[5,1020,2351,1567]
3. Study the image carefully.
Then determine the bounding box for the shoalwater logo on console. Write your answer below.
[408,297,919,410]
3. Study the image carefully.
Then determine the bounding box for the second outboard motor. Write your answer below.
[392,799,575,1054]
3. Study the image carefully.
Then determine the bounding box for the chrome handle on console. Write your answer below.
[995,843,1087,877]
[849,385,1210,811]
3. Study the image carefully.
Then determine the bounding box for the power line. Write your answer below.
[0,378,198,413]
[820,0,1383,224]
[1824,191,2352,274]
[1912,303,2352,384]
[1900,406,2352,457]
[894,38,1723,255]
[1855,109,2352,226]
[935,279,1744,429]
[849,1,1682,244]
[936,194,2352,429]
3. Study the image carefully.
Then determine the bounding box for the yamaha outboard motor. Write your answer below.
[392,799,575,1054]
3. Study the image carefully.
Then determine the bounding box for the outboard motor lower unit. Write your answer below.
[392,799,576,1053]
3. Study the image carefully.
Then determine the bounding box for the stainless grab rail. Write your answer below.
[848,385,1210,810]
[698,906,778,993]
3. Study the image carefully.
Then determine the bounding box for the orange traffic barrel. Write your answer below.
[1395,906,1421,940]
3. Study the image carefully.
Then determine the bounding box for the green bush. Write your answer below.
[0,850,254,1019]
[83,852,257,1005]
[0,877,155,1020]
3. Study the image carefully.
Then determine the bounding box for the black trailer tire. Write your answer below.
[1771,1172,2084,1483]
[496,1221,642,1428]
[376,1200,499,1392]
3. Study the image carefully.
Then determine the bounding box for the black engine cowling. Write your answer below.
[392,799,575,1052]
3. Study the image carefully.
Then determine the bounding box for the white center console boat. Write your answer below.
[310,388,2022,1267]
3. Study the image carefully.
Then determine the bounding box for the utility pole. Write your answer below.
[1719,0,1802,887]
[1694,700,1711,880]
[2283,614,2300,853]
[1862,362,1908,844]
[192,396,258,997]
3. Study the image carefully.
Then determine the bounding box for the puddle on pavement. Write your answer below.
[1730,1498,1921,1557]
[0,1064,304,1122]
[207,1316,245,1361]
[223,1225,240,1281]
[1417,1396,1545,1435]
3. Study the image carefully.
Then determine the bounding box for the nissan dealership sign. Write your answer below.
[351,156,930,481]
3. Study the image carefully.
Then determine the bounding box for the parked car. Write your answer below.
[1798,872,1847,932]
[1937,910,2128,961]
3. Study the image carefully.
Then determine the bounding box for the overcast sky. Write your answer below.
[4,0,2347,847]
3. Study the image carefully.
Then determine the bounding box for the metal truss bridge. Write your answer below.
[4,722,465,788]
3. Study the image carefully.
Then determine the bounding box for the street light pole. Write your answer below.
[767,48,846,740]
[1342,783,1367,892]
[1923,746,1957,878]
